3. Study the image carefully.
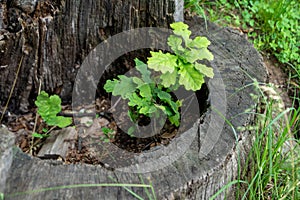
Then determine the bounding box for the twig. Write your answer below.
[109,96,122,112]
[30,80,42,155]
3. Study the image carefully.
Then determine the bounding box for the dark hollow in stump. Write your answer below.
[0,16,267,199]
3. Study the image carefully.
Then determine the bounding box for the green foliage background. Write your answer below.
[185,0,300,78]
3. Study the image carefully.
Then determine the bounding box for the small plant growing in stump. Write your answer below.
[104,22,214,135]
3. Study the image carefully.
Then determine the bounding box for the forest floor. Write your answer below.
[263,55,295,109]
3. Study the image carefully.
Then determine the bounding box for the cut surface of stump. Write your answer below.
[1,15,267,200]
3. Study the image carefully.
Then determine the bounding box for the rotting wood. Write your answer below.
[0,127,15,195]
[37,127,77,161]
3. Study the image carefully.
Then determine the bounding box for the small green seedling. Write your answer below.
[100,127,115,142]
[35,91,72,128]
[104,22,214,135]
[32,128,50,139]
[30,91,72,153]
[33,91,72,139]
[32,132,49,139]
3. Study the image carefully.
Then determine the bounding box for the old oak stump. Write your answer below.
[0,0,267,199]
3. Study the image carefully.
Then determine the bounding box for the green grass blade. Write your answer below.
[6,183,153,199]
[209,180,248,200]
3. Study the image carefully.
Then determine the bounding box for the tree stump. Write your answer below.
[0,12,267,199]
[1,0,267,199]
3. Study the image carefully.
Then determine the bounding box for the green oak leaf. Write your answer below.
[128,93,143,108]
[35,91,61,119]
[157,89,180,126]
[56,116,72,128]
[127,87,156,116]
[103,79,118,93]
[128,93,153,115]
[157,90,180,114]
[47,116,72,128]
[198,48,214,61]
[176,100,182,107]
[168,112,180,127]
[189,36,211,49]
[35,91,72,128]
[155,101,180,126]
[148,51,178,73]
[160,69,178,88]
[155,104,168,115]
[140,105,157,115]
[168,101,180,114]
[183,48,202,63]
[157,90,172,105]
[112,75,137,99]
[170,21,189,30]
[134,58,152,83]
[170,22,192,44]
[167,35,185,54]
[32,132,48,139]
[132,77,144,87]
[138,84,152,99]
[194,63,214,78]
[178,62,205,91]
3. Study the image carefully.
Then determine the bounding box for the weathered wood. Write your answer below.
[1,16,267,199]
[37,127,77,160]
[0,0,176,112]
[0,127,15,194]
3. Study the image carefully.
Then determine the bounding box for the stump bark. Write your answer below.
[0,13,267,199]
[0,0,177,112]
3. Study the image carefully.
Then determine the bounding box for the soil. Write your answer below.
[263,55,296,109]
[264,55,299,139]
